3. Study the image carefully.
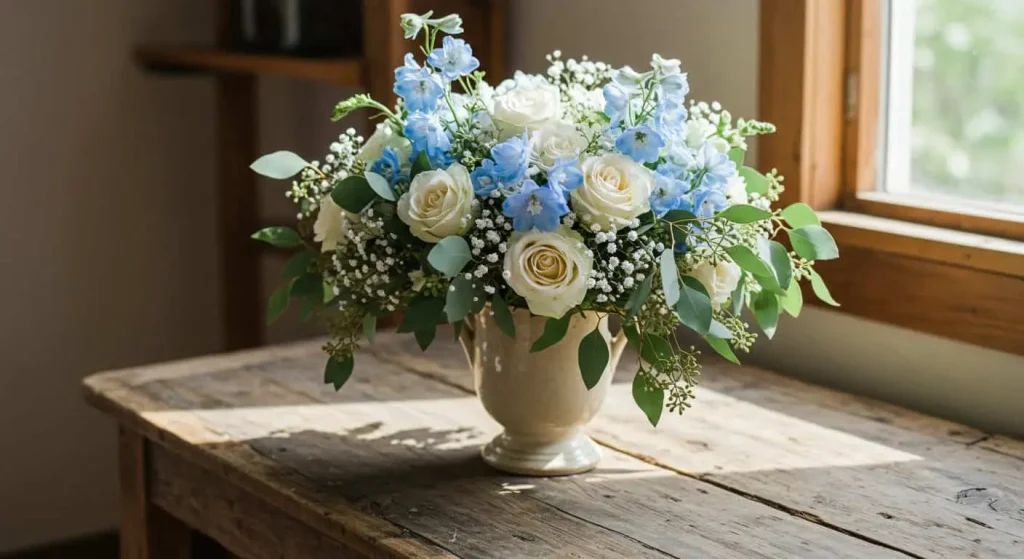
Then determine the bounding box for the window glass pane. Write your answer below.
[884,0,1024,210]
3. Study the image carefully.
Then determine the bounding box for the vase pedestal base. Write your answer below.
[481,430,601,476]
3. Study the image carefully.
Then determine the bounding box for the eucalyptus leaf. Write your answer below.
[414,325,437,351]
[324,355,354,390]
[717,204,772,224]
[727,147,745,167]
[808,268,840,306]
[281,251,317,281]
[444,276,475,323]
[266,283,291,324]
[251,150,308,179]
[766,240,793,290]
[709,319,734,340]
[290,273,322,308]
[738,166,769,195]
[365,171,396,201]
[730,280,746,315]
[531,314,572,353]
[578,328,610,390]
[780,202,821,228]
[363,314,377,344]
[639,333,673,365]
[788,226,839,261]
[662,209,698,223]
[398,297,446,332]
[252,227,301,248]
[704,335,740,365]
[491,293,516,338]
[410,150,431,179]
[725,245,774,278]
[632,373,665,427]
[781,279,804,317]
[752,291,780,339]
[428,236,473,278]
[625,274,654,320]
[676,276,713,336]
[660,248,680,306]
[331,175,376,214]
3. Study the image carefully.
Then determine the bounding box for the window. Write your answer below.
[758,0,1024,356]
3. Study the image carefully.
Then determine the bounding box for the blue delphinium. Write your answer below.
[692,142,736,189]
[394,55,443,113]
[681,186,728,219]
[490,133,530,185]
[649,168,688,217]
[502,180,569,232]
[616,125,665,163]
[370,147,406,186]
[546,158,584,198]
[654,100,688,143]
[602,83,629,125]
[471,159,499,196]
[427,36,480,81]
[404,112,451,166]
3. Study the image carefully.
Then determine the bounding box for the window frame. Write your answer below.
[758,0,1024,356]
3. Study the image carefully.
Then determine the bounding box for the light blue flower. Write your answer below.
[546,158,584,198]
[394,57,443,113]
[404,112,451,165]
[692,142,736,189]
[427,36,480,81]
[680,186,728,219]
[654,100,688,142]
[649,167,688,217]
[658,73,689,102]
[602,83,629,124]
[370,147,406,186]
[616,125,665,163]
[490,132,530,185]
[502,180,569,232]
[471,159,499,196]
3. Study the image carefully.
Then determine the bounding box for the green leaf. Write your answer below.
[738,166,769,195]
[676,276,713,336]
[662,209,698,223]
[623,323,641,349]
[766,240,793,290]
[717,204,772,224]
[452,319,463,340]
[331,175,376,214]
[727,147,745,167]
[780,202,821,228]
[709,319,734,340]
[807,268,840,306]
[266,283,291,324]
[788,226,839,261]
[397,297,445,332]
[410,150,431,179]
[726,245,774,278]
[531,314,572,353]
[252,227,301,248]
[250,150,308,179]
[364,171,396,201]
[780,279,804,317]
[363,314,377,344]
[290,273,322,306]
[427,236,473,278]
[491,293,516,338]
[578,328,610,390]
[704,335,740,365]
[324,355,354,390]
[414,326,437,351]
[752,291,780,339]
[444,276,475,323]
[639,333,673,365]
[730,280,746,315]
[660,249,680,307]
[632,373,665,427]
[624,273,654,320]
[282,251,317,281]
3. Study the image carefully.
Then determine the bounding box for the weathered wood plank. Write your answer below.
[119,428,192,559]
[368,332,1024,559]
[86,343,899,558]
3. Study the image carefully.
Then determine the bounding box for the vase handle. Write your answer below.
[608,327,629,372]
[458,314,477,368]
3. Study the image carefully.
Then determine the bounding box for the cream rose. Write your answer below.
[313,195,349,252]
[356,122,411,165]
[530,121,587,166]
[504,227,592,318]
[571,154,654,231]
[492,75,561,138]
[397,163,477,243]
[688,260,742,310]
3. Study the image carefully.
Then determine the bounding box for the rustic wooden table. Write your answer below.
[84,330,1024,558]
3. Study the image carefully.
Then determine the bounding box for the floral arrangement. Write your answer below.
[250,12,839,426]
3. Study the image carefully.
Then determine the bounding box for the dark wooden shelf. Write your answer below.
[136,45,364,86]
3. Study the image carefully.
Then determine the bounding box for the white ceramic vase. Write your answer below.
[459,308,628,476]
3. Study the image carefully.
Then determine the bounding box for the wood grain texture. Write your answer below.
[368,333,1024,559]
[119,428,192,559]
[86,340,909,558]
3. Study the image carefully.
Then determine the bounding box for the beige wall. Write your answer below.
[2,0,1021,552]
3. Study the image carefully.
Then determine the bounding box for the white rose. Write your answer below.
[313,195,349,252]
[571,154,654,231]
[530,121,587,166]
[685,119,730,154]
[397,163,477,243]
[492,75,561,139]
[725,175,748,205]
[688,260,742,310]
[357,122,412,165]
[504,227,592,318]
